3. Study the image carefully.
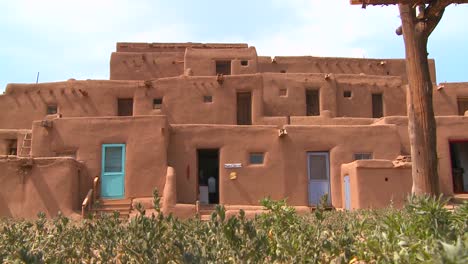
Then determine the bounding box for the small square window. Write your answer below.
[153,98,163,109]
[354,153,372,160]
[249,153,264,165]
[344,91,352,98]
[46,105,57,115]
[280,70,286,73]
[240,60,249,66]
[203,95,213,103]
[279,88,287,97]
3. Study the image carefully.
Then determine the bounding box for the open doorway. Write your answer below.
[197,149,219,204]
[449,141,468,193]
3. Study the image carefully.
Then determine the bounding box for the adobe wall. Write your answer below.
[433,82,468,116]
[31,116,169,200]
[184,47,258,76]
[110,51,185,80]
[0,80,140,129]
[377,116,468,195]
[262,73,406,118]
[116,42,248,52]
[168,124,401,208]
[134,75,264,125]
[341,160,412,209]
[110,43,250,80]
[0,157,81,218]
[257,56,436,84]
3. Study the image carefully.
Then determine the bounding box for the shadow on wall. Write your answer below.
[0,192,12,217]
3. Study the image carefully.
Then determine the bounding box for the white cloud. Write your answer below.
[248,0,401,57]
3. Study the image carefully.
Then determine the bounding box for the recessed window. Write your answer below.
[8,139,17,155]
[153,98,163,109]
[344,91,352,98]
[280,70,286,73]
[240,60,249,66]
[249,152,264,165]
[372,93,383,118]
[354,153,372,160]
[216,60,231,75]
[279,88,287,97]
[118,98,133,116]
[46,104,58,115]
[203,95,213,103]
[306,89,320,116]
[457,97,468,115]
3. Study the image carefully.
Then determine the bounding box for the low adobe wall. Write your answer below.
[0,157,82,218]
[341,160,412,209]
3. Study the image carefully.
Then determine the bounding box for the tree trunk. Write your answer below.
[399,4,439,195]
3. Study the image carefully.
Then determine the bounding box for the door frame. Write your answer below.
[448,139,468,194]
[101,143,126,199]
[307,151,331,206]
[196,148,220,204]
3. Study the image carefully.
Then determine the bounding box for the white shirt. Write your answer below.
[208,177,216,193]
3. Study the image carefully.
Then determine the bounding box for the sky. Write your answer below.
[1,0,467,93]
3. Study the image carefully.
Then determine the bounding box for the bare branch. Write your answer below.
[423,1,449,37]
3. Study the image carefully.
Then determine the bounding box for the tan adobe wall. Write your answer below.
[262,73,406,118]
[134,75,264,125]
[110,51,185,80]
[378,115,468,195]
[258,56,436,84]
[341,160,412,209]
[184,47,258,76]
[433,82,468,116]
[0,157,81,218]
[31,116,169,200]
[0,80,139,129]
[168,124,401,208]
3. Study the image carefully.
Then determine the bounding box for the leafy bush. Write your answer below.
[0,194,466,263]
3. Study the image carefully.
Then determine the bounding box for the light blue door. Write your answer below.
[101,144,125,199]
[307,152,331,206]
[344,175,351,210]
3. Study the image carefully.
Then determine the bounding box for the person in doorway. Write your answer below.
[208,176,217,204]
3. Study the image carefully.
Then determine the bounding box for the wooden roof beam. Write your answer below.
[351,0,468,5]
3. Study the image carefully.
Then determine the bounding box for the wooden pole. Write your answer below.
[399,3,439,195]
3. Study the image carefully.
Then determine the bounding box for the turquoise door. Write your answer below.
[101,144,125,199]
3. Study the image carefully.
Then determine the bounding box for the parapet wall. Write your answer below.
[341,160,412,209]
[258,56,437,84]
[116,42,248,52]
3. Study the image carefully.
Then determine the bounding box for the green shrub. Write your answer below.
[0,193,466,263]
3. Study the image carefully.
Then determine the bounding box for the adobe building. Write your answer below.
[0,42,467,219]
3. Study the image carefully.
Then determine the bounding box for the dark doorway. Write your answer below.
[216,61,231,75]
[237,92,252,125]
[449,141,468,193]
[372,93,383,118]
[198,149,219,204]
[306,89,320,116]
[118,98,133,116]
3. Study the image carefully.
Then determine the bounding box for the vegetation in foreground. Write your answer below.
[0,194,467,263]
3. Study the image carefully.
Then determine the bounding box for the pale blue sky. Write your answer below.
[1,0,467,93]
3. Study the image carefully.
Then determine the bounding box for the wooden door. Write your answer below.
[306,90,320,116]
[372,94,383,118]
[237,92,252,125]
[118,98,133,116]
[307,152,331,206]
[101,144,125,199]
